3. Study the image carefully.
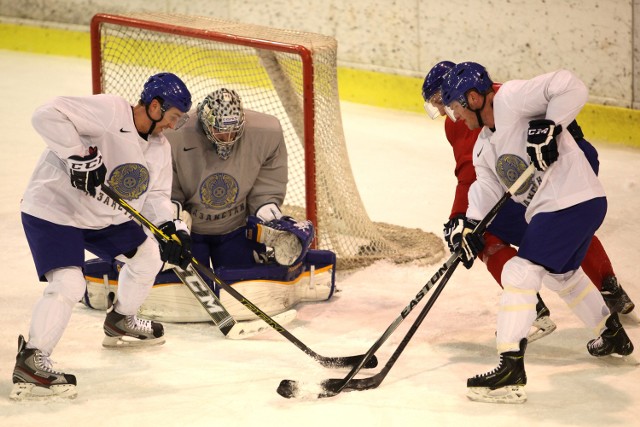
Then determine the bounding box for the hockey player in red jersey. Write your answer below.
[421,61,635,335]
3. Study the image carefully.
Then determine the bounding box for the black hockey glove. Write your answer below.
[443,215,466,253]
[526,119,561,171]
[67,146,107,196]
[450,217,485,269]
[158,221,192,270]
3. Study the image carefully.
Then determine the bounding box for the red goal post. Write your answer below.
[90,12,443,269]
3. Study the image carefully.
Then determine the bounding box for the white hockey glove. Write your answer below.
[246,215,314,266]
[255,202,283,222]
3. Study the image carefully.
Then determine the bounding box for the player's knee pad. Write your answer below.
[121,237,163,281]
[44,266,87,306]
[544,268,608,330]
[501,256,545,293]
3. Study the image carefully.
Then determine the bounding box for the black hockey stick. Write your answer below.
[291,258,461,397]
[277,163,536,398]
[101,184,377,369]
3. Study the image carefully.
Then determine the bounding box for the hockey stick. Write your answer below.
[279,257,461,398]
[277,163,536,398]
[170,264,236,335]
[171,264,297,339]
[101,184,377,369]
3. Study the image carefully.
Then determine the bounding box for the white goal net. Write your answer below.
[91,12,443,269]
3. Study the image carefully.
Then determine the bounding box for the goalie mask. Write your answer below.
[197,88,245,160]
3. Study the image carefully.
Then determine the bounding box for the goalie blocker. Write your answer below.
[82,249,336,322]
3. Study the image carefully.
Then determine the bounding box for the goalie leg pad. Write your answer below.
[136,250,336,322]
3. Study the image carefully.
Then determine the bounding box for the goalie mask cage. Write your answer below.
[90,12,443,269]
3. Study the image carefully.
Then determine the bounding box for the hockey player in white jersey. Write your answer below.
[440,62,634,404]
[12,73,193,400]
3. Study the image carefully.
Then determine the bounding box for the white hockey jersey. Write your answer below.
[21,94,174,229]
[467,70,606,223]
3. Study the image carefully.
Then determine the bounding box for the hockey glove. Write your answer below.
[443,215,466,253]
[67,146,107,196]
[158,221,192,270]
[246,215,314,266]
[450,217,485,269]
[526,119,561,171]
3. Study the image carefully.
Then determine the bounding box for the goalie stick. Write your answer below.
[101,184,377,369]
[277,163,536,398]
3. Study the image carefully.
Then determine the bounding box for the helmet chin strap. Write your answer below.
[469,93,487,128]
[145,103,165,134]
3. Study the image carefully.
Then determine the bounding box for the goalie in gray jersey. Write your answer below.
[87,88,336,322]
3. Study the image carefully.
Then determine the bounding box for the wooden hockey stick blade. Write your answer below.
[226,309,297,340]
[101,184,378,370]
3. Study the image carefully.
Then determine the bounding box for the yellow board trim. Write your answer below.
[2,21,638,148]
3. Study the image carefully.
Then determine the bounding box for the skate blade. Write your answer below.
[527,316,557,343]
[467,385,527,404]
[10,382,77,400]
[595,353,639,366]
[620,309,639,324]
[226,310,297,340]
[102,335,166,348]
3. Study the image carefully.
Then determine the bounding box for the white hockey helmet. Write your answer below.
[197,88,245,160]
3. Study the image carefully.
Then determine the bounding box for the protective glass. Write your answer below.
[423,91,443,119]
[173,113,189,130]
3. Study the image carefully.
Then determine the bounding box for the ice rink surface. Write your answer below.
[0,50,638,426]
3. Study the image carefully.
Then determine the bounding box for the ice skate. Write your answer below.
[601,276,635,316]
[467,338,528,404]
[587,312,634,357]
[103,295,165,347]
[10,335,77,400]
[527,295,557,343]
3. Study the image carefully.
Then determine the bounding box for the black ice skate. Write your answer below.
[467,338,528,404]
[528,294,557,343]
[103,295,165,347]
[10,335,77,400]
[587,312,634,357]
[600,276,635,315]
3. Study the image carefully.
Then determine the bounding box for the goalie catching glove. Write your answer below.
[449,217,485,269]
[158,220,192,269]
[246,215,314,266]
[67,146,107,196]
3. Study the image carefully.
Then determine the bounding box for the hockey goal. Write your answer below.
[90,12,443,269]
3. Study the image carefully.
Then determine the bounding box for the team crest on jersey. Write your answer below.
[200,173,239,209]
[107,163,150,200]
[495,154,531,196]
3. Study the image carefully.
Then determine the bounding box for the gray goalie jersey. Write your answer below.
[165,109,287,235]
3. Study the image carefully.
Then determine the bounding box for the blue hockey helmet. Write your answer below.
[441,62,493,108]
[140,72,192,113]
[422,61,456,102]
